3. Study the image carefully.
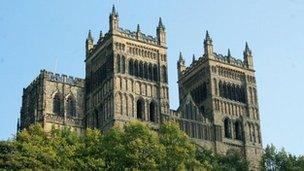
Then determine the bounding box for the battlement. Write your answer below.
[24,70,85,93]
[181,52,247,77]
[40,69,85,87]
[213,53,245,67]
[117,27,159,45]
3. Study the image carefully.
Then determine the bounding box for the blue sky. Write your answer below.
[1,0,304,155]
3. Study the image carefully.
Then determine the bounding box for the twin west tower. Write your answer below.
[19,6,262,169]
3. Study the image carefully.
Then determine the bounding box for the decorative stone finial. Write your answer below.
[179,52,184,61]
[87,30,93,41]
[112,5,116,14]
[192,54,196,63]
[244,42,252,54]
[228,49,231,57]
[205,30,212,42]
[158,17,164,28]
[137,24,141,33]
[99,31,103,38]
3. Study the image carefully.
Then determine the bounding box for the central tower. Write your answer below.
[85,6,169,131]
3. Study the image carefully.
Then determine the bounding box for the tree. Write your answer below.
[159,121,198,170]
[101,125,125,170]
[0,124,57,170]
[195,147,217,170]
[196,147,249,171]
[216,150,249,171]
[262,144,304,171]
[48,126,82,170]
[101,120,164,170]
[76,128,104,171]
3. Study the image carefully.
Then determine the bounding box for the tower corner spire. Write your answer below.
[243,42,254,69]
[86,30,94,56]
[137,24,141,33]
[228,48,231,57]
[192,54,196,63]
[204,30,214,58]
[158,17,165,28]
[156,17,166,46]
[112,4,117,15]
[109,5,119,32]
[177,52,186,78]
[87,30,93,41]
[178,52,184,62]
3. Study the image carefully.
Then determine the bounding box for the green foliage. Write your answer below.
[262,144,304,171]
[122,121,164,170]
[196,147,249,171]
[159,121,198,170]
[0,121,253,171]
[77,128,104,171]
[102,120,164,170]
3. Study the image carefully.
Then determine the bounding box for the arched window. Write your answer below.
[129,59,134,75]
[153,65,158,81]
[219,81,223,96]
[161,66,167,83]
[231,85,236,101]
[224,118,232,138]
[66,96,76,116]
[149,102,156,122]
[136,99,144,120]
[144,63,148,79]
[134,60,139,77]
[139,62,144,78]
[234,120,242,140]
[53,93,62,115]
[148,64,153,80]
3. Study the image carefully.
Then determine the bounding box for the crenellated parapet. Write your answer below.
[86,6,165,57]
[213,53,245,67]
[178,41,252,79]
[117,27,159,45]
[40,69,84,87]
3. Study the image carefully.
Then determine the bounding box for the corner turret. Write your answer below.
[243,42,254,69]
[227,49,231,63]
[109,5,119,33]
[136,24,141,39]
[85,30,94,56]
[204,30,214,58]
[192,54,196,64]
[156,17,166,46]
[177,52,186,78]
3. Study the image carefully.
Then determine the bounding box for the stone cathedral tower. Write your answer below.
[177,31,262,169]
[85,6,169,131]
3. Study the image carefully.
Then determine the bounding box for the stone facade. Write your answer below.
[84,7,169,132]
[20,70,85,135]
[19,6,262,170]
[174,31,262,169]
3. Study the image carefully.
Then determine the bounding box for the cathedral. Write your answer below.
[19,6,262,169]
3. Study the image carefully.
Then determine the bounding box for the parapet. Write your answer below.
[213,53,245,67]
[117,27,159,45]
[40,69,85,87]
[180,52,246,78]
